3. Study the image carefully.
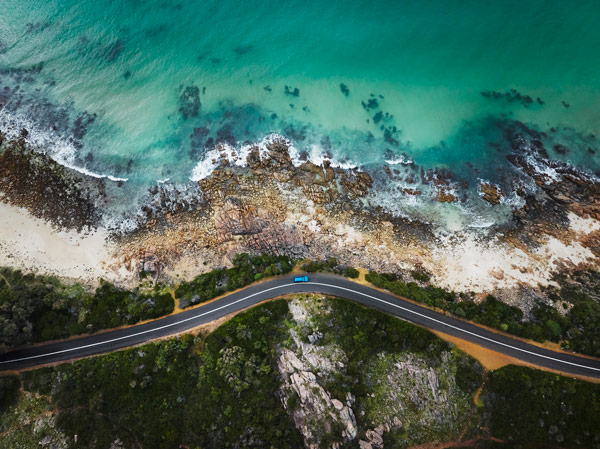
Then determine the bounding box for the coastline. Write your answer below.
[1,133,599,308]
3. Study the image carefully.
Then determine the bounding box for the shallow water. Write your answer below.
[1,0,599,227]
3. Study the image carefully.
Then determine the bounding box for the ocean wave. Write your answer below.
[0,110,128,182]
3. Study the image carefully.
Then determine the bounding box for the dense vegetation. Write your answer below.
[175,252,293,308]
[482,365,600,447]
[0,253,293,353]
[365,270,600,357]
[0,268,173,353]
[1,297,598,448]
[13,300,301,449]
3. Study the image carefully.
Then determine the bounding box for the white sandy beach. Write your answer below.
[0,201,123,285]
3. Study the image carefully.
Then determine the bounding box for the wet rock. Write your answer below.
[435,188,457,203]
[479,182,504,205]
[0,138,103,230]
[297,162,326,186]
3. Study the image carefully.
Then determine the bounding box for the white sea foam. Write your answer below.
[189,133,360,182]
[189,147,221,181]
[0,110,128,182]
[524,154,561,183]
[385,155,413,165]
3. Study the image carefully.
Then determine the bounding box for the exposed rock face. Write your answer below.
[278,349,358,448]
[278,298,356,448]
[118,138,431,288]
[276,296,478,449]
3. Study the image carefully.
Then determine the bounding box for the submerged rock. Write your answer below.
[178,85,201,119]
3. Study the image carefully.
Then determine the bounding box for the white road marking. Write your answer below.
[0,283,290,364]
[308,282,600,373]
[1,280,599,374]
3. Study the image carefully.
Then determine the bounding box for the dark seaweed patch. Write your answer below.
[283,125,307,141]
[144,24,167,37]
[72,112,97,141]
[553,144,569,155]
[264,85,272,92]
[178,85,201,119]
[339,83,350,97]
[103,40,124,62]
[361,98,379,111]
[284,86,300,97]
[233,44,254,56]
[216,124,235,146]
[24,22,50,34]
[480,89,539,107]
[190,126,210,159]
[383,125,400,146]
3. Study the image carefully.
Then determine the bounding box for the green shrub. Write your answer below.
[176,253,293,307]
[483,365,600,447]
[343,267,360,278]
[411,269,430,283]
[0,375,20,416]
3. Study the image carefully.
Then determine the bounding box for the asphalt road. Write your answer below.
[1,273,600,378]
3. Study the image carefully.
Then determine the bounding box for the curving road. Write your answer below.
[1,273,600,378]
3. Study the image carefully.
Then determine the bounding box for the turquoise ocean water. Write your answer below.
[1,0,599,227]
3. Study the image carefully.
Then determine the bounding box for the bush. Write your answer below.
[0,375,20,415]
[343,267,360,278]
[411,269,430,283]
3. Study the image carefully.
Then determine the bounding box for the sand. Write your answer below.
[430,214,600,294]
[0,202,124,285]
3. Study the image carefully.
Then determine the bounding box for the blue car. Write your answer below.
[294,275,309,283]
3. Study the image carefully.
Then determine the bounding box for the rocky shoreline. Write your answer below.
[0,131,104,231]
[1,128,600,314]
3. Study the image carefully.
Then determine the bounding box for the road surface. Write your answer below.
[1,273,599,378]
